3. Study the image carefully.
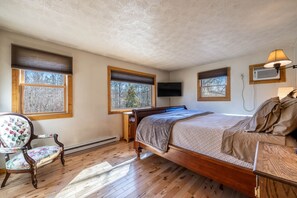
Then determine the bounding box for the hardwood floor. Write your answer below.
[0,141,247,198]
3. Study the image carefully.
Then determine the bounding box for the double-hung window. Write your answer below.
[11,45,73,120]
[108,66,156,114]
[197,67,231,101]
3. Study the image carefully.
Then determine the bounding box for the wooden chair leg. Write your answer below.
[60,151,65,166]
[1,172,11,188]
[31,171,38,188]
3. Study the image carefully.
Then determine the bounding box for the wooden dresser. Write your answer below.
[122,112,135,142]
[253,142,297,198]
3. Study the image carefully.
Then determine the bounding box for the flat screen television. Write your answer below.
[158,82,182,97]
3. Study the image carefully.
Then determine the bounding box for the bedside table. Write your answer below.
[253,142,297,198]
[122,112,135,142]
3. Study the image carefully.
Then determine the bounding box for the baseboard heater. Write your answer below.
[64,136,118,154]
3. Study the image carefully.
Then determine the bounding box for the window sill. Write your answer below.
[108,106,155,114]
[27,113,73,121]
[108,109,132,114]
[197,97,231,101]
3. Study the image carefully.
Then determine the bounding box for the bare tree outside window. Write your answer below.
[111,81,152,110]
[25,70,64,85]
[23,70,65,114]
[201,76,227,97]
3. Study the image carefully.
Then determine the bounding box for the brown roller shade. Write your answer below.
[11,44,73,74]
[111,71,154,85]
[198,67,229,79]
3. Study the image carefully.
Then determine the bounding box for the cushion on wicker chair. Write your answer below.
[6,146,62,170]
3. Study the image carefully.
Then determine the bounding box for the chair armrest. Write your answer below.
[36,134,55,139]
[33,134,64,149]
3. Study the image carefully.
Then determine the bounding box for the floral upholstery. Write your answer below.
[6,146,62,170]
[0,113,65,189]
[0,115,31,151]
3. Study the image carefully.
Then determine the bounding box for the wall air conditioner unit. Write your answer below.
[253,67,280,81]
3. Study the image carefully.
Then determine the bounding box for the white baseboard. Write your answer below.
[64,136,119,154]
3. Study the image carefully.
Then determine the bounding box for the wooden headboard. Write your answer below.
[132,105,187,126]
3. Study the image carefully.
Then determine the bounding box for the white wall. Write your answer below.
[169,47,297,115]
[0,30,170,149]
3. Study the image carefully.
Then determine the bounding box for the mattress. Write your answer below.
[169,113,253,169]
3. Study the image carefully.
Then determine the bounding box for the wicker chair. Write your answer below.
[0,113,65,188]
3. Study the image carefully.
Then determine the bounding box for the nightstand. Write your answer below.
[253,142,297,198]
[122,112,135,142]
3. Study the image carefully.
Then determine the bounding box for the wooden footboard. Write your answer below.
[135,141,255,197]
[133,106,256,197]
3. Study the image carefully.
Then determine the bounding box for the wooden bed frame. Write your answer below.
[133,106,256,197]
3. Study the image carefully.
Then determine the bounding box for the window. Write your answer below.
[197,67,230,101]
[11,45,73,120]
[108,66,156,114]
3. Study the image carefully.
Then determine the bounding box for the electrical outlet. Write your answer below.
[241,73,244,79]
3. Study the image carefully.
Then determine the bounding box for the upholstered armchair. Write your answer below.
[0,113,65,188]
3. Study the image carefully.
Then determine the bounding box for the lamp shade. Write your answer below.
[264,49,292,68]
[278,87,294,99]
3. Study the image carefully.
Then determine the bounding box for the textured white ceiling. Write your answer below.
[0,0,297,71]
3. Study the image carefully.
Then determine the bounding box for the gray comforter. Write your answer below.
[136,110,211,153]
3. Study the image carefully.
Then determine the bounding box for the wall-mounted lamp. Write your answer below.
[264,49,297,73]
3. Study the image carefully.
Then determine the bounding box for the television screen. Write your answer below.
[158,82,182,97]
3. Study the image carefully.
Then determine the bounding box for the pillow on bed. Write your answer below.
[244,97,281,132]
[271,95,297,136]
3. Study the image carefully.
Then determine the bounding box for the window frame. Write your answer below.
[197,67,231,101]
[107,66,156,114]
[12,69,73,120]
[249,63,286,84]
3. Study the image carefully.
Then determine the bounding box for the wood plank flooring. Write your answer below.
[0,141,247,198]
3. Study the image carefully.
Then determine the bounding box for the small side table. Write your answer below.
[253,142,297,198]
[122,112,135,142]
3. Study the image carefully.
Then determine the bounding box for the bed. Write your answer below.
[132,105,297,197]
